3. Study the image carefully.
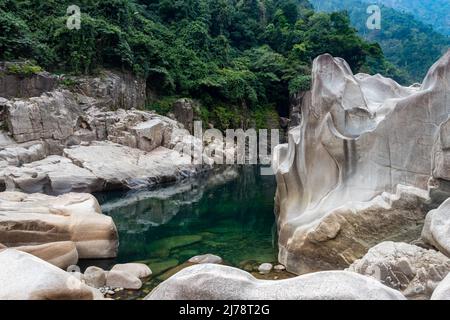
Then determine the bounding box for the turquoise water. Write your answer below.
[92,166,279,294]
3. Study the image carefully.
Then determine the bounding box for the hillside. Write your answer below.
[376,0,450,36]
[310,0,450,83]
[0,0,399,125]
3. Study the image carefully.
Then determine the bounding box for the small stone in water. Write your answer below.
[258,263,273,274]
[274,264,286,272]
[107,290,115,295]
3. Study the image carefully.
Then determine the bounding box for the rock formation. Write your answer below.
[422,198,450,257]
[348,241,450,299]
[0,70,210,194]
[0,191,118,259]
[146,264,406,300]
[273,50,450,274]
[0,249,102,300]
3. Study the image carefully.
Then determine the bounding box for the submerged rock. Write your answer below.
[147,235,202,258]
[188,254,223,265]
[348,241,450,299]
[145,264,406,300]
[273,50,450,274]
[0,249,101,300]
[0,191,118,259]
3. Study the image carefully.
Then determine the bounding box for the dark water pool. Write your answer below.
[91,166,279,297]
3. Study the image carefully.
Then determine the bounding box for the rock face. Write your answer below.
[0,191,118,259]
[273,50,450,274]
[422,198,450,257]
[348,241,450,299]
[0,249,100,300]
[73,70,146,110]
[0,63,56,99]
[146,264,405,300]
[173,98,197,133]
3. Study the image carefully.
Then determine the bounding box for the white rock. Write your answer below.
[111,263,152,278]
[0,191,118,259]
[274,265,286,272]
[12,241,79,270]
[431,273,450,300]
[188,254,223,265]
[64,141,200,190]
[145,264,406,300]
[348,241,450,299]
[106,270,142,290]
[422,198,450,257]
[273,50,450,274]
[84,266,107,288]
[258,263,273,274]
[0,249,101,300]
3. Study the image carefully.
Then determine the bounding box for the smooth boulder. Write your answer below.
[348,241,450,299]
[111,263,152,278]
[0,249,101,300]
[106,270,142,290]
[0,191,118,259]
[422,198,450,257]
[146,264,406,300]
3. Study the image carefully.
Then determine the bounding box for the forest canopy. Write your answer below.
[0,0,405,118]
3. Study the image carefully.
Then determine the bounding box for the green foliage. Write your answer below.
[289,75,311,94]
[0,0,402,124]
[5,61,43,76]
[310,0,450,83]
[145,96,180,115]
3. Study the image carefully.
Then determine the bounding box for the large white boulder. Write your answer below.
[0,191,118,259]
[273,50,450,274]
[146,264,406,300]
[64,141,201,190]
[431,273,450,300]
[422,198,450,257]
[12,241,79,270]
[0,249,101,300]
[348,241,450,299]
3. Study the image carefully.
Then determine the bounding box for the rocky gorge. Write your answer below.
[2,49,450,300]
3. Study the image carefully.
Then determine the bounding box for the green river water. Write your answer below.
[89,166,281,299]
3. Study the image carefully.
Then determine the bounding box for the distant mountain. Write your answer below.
[310,0,450,83]
[375,0,450,36]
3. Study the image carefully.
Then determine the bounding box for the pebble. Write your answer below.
[258,263,273,274]
[274,264,286,272]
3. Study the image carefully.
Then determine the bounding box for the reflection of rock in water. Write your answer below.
[98,167,239,233]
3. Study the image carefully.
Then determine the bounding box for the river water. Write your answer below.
[91,166,280,298]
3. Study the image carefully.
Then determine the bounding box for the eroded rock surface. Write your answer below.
[348,241,450,299]
[273,50,450,274]
[0,191,118,259]
[0,249,101,300]
[422,198,450,257]
[146,264,406,300]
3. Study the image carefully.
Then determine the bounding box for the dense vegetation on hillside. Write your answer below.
[0,0,400,127]
[310,0,450,83]
[375,0,450,36]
